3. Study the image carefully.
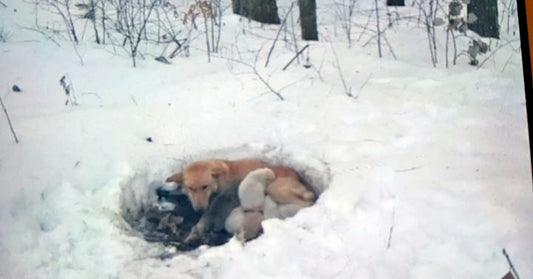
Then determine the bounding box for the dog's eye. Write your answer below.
[202,185,208,190]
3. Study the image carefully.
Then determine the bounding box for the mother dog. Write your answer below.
[165,158,315,211]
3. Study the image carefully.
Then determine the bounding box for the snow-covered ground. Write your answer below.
[0,0,531,278]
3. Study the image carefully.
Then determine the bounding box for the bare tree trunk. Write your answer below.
[100,0,106,44]
[374,0,382,57]
[216,0,222,53]
[387,0,404,6]
[452,29,458,65]
[445,29,451,68]
[90,0,100,44]
[467,0,499,38]
[431,0,438,64]
[47,0,79,44]
[232,0,280,24]
[298,0,318,40]
[290,6,300,63]
[65,0,79,44]
[210,12,215,52]
[204,16,211,62]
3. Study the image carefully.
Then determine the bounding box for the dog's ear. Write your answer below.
[210,162,227,179]
[166,172,184,184]
[211,167,224,179]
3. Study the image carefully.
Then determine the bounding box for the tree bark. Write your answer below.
[298,0,318,40]
[386,0,404,6]
[232,0,280,24]
[467,0,499,39]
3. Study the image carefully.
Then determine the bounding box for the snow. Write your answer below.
[0,0,531,278]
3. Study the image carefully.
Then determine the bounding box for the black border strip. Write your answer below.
[516,0,533,184]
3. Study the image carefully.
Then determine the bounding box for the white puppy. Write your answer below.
[263,196,281,220]
[238,168,276,211]
[264,196,305,219]
[225,207,264,241]
[278,203,304,219]
[225,207,244,234]
[226,168,307,242]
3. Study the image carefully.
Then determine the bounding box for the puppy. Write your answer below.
[263,196,306,220]
[238,168,276,211]
[266,177,315,207]
[263,196,281,220]
[238,211,263,241]
[184,182,240,245]
[225,207,244,235]
[224,168,274,242]
[224,208,264,242]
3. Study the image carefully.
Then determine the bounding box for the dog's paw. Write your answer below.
[184,229,203,246]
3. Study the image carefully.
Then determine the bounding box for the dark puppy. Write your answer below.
[183,181,241,245]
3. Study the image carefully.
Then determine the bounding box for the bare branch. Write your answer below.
[214,54,285,101]
[476,39,520,69]
[0,94,19,144]
[502,249,521,279]
[329,40,353,98]
[374,0,382,57]
[19,26,62,47]
[265,2,295,68]
[387,206,395,249]
[282,44,309,71]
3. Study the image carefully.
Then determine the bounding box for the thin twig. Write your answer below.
[383,34,397,59]
[500,50,517,73]
[477,39,520,69]
[355,73,372,99]
[387,206,395,249]
[282,44,309,71]
[71,39,84,66]
[289,5,300,63]
[129,94,138,106]
[19,26,61,47]
[214,54,284,101]
[357,6,375,42]
[0,1,7,8]
[395,166,422,172]
[329,40,353,98]
[265,2,295,68]
[0,94,19,144]
[502,249,521,279]
[374,0,382,58]
[362,24,394,47]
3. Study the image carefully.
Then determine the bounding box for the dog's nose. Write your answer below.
[192,204,206,213]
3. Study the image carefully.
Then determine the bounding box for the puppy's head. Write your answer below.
[249,168,276,184]
[166,161,226,211]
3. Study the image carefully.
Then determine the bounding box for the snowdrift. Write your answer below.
[119,144,331,251]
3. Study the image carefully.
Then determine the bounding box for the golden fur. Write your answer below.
[266,177,315,207]
[166,158,315,210]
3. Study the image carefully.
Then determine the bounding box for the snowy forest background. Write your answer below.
[0,0,531,278]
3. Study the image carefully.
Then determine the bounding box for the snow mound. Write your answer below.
[119,143,331,251]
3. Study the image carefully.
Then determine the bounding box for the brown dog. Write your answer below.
[165,158,313,211]
[166,158,263,210]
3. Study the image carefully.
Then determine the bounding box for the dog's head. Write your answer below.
[166,161,227,211]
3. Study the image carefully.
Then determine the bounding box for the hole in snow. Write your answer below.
[119,144,331,251]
